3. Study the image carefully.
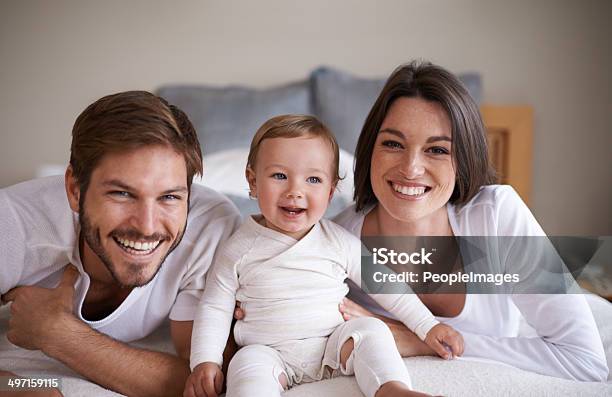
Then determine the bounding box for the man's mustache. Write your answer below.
[110,229,171,242]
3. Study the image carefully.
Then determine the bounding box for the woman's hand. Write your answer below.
[338,297,374,320]
[233,301,244,320]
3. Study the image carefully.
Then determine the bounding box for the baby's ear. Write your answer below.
[245,167,257,198]
[328,182,337,203]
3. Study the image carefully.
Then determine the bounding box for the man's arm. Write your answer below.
[43,315,190,397]
[3,267,190,397]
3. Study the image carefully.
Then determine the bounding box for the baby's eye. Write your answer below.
[426,146,450,155]
[306,176,321,184]
[272,173,287,180]
[382,140,403,149]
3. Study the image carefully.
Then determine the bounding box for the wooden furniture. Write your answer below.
[481,105,534,206]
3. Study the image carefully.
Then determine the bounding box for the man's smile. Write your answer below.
[112,236,163,256]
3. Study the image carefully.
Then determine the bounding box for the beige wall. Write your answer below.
[1,0,610,234]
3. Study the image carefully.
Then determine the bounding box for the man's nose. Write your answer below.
[131,200,158,236]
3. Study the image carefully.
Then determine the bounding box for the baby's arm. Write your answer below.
[342,232,463,359]
[187,251,240,397]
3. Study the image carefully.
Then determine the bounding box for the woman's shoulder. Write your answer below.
[450,184,544,236]
[331,203,369,238]
[463,184,521,207]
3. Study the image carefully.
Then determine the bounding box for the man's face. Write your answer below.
[68,145,189,288]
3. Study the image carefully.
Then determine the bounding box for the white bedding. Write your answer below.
[1,294,611,396]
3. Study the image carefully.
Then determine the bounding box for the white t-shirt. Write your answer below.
[333,185,608,381]
[0,176,241,342]
[190,216,438,368]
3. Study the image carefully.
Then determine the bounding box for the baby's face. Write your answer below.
[247,135,336,240]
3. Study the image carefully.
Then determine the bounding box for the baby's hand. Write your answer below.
[184,362,224,397]
[424,323,464,360]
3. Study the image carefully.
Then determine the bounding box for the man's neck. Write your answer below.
[79,236,133,320]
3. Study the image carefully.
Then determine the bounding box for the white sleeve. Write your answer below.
[462,187,608,381]
[343,230,438,341]
[0,190,26,294]
[190,248,241,369]
[463,294,608,381]
[170,202,240,321]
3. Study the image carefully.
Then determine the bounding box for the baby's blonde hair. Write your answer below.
[247,114,340,183]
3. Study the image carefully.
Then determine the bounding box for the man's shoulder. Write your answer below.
[188,184,241,221]
[1,175,74,231]
[175,184,241,255]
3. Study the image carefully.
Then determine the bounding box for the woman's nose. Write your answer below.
[399,151,425,178]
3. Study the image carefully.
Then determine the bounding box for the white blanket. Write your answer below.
[1,294,611,396]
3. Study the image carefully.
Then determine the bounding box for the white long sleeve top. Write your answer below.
[333,185,608,382]
[190,215,439,368]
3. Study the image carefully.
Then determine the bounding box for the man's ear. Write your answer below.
[245,167,257,199]
[65,166,81,213]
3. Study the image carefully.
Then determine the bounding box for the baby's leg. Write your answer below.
[325,317,430,397]
[226,344,288,397]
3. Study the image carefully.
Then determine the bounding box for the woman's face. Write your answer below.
[370,96,455,223]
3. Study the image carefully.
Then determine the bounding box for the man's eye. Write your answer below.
[307,176,321,184]
[427,146,450,155]
[382,140,403,149]
[110,191,131,198]
[272,173,287,180]
[161,194,182,201]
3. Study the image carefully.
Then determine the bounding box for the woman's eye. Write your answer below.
[427,146,450,155]
[272,173,287,180]
[382,140,403,149]
[307,176,321,184]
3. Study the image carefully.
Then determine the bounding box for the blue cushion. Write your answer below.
[311,66,483,154]
[157,81,311,155]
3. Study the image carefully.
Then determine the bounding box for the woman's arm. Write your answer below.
[461,294,608,382]
[488,187,609,381]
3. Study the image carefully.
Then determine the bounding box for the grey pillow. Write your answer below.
[311,66,483,154]
[157,81,312,155]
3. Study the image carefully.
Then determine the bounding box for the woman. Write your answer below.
[333,61,608,382]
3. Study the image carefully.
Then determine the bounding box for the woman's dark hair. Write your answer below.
[354,61,496,211]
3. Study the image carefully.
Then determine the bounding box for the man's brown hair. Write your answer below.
[69,91,203,193]
[354,61,496,211]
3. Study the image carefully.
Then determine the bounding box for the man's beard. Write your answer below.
[79,203,186,288]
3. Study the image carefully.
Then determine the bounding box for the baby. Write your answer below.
[185,115,463,397]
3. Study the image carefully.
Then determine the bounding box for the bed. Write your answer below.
[6,66,611,396]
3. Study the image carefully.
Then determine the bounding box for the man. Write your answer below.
[0,91,241,396]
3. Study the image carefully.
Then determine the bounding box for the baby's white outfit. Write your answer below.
[191,215,439,397]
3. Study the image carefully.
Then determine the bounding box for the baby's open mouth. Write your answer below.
[280,206,306,215]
